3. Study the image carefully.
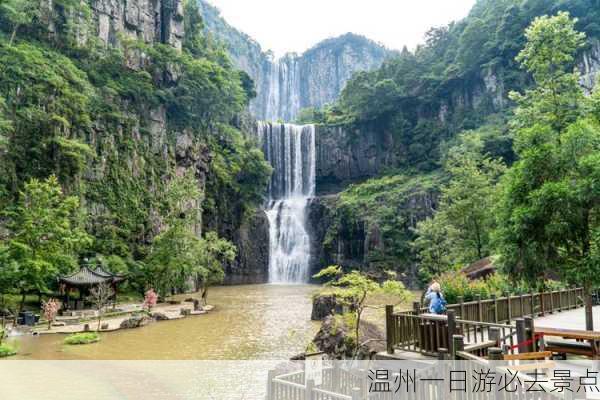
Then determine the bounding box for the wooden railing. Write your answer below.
[412,287,585,323]
[267,366,364,400]
[386,308,518,357]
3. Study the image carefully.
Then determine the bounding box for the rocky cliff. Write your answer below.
[2,0,271,285]
[197,1,392,122]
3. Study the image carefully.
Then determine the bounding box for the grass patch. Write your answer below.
[63,332,100,345]
[0,343,16,358]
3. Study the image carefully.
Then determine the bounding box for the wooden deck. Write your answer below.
[534,305,600,330]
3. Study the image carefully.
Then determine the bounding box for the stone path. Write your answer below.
[29,301,213,335]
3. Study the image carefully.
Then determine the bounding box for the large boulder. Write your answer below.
[313,315,385,360]
[311,294,345,321]
[120,315,151,329]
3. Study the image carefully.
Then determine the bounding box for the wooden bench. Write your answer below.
[545,339,593,357]
[535,326,600,359]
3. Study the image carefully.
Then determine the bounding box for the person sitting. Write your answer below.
[425,282,447,315]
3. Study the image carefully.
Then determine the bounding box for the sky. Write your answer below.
[205,0,477,57]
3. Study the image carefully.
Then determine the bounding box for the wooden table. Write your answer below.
[535,326,600,359]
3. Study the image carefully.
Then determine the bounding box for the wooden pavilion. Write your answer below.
[58,266,126,310]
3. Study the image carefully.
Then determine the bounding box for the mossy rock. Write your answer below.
[64,332,100,345]
[0,344,17,358]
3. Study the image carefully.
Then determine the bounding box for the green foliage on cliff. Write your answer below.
[322,0,600,172]
[324,173,443,274]
[0,1,270,301]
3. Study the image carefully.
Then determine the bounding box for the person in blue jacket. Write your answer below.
[425,281,447,314]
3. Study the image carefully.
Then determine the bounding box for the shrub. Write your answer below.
[0,343,16,358]
[63,332,100,345]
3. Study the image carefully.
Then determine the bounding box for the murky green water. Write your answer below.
[7,284,320,360]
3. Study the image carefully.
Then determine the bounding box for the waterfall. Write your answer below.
[257,122,316,283]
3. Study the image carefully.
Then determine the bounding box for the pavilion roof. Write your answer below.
[59,266,126,286]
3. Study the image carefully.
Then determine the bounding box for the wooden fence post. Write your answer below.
[506,292,512,322]
[489,327,501,347]
[458,296,465,319]
[492,294,498,323]
[447,310,456,356]
[332,363,340,393]
[413,301,421,315]
[520,293,525,317]
[266,370,274,400]
[452,335,465,359]
[438,348,448,360]
[386,305,394,354]
[530,292,536,317]
[489,347,503,360]
[516,318,525,354]
[477,295,483,322]
[524,316,535,352]
[559,289,564,311]
[539,290,545,316]
[305,379,314,400]
[549,290,554,314]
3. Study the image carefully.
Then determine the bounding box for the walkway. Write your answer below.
[534,305,600,331]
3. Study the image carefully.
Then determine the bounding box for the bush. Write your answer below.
[438,271,564,304]
[63,332,100,345]
[439,272,497,304]
[0,343,16,357]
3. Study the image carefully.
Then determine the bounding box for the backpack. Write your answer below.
[432,293,447,314]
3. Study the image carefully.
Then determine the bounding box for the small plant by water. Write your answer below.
[0,343,16,357]
[64,332,100,345]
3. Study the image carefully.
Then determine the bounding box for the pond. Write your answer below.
[7,284,320,360]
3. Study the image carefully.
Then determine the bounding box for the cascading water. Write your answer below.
[257,122,316,283]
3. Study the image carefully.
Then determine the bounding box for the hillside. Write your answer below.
[0,0,272,293]
[306,0,600,285]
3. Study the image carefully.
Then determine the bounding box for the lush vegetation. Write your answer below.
[318,0,600,301]
[438,271,565,304]
[313,266,410,355]
[0,0,271,311]
[63,332,100,345]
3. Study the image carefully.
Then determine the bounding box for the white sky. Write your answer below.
[205,0,477,56]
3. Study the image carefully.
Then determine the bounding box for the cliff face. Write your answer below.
[314,124,399,194]
[91,0,184,51]
[197,1,391,121]
[76,0,269,284]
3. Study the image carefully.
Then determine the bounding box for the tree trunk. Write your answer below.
[97,315,102,332]
[585,286,594,331]
[19,291,26,313]
[9,25,19,46]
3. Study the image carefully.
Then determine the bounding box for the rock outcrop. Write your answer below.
[224,209,270,284]
[313,315,385,359]
[91,0,184,52]
[314,124,399,194]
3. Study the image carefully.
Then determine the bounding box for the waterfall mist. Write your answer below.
[257,122,316,283]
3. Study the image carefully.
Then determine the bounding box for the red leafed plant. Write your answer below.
[143,289,158,311]
[42,298,60,330]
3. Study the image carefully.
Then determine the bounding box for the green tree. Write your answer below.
[195,231,236,304]
[313,266,410,358]
[3,175,91,310]
[0,0,39,46]
[414,133,505,278]
[495,12,600,329]
[145,172,235,299]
